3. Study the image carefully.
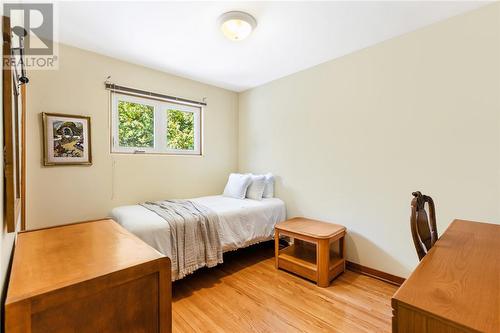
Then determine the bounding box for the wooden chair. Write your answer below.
[410,191,438,260]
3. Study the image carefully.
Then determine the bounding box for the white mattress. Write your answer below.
[110,195,286,255]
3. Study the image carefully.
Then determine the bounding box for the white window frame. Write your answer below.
[111,93,202,155]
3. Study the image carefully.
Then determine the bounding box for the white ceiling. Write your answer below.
[56,1,488,92]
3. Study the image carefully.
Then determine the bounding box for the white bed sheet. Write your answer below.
[110,195,286,255]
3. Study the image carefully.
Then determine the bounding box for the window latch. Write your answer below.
[134,150,146,154]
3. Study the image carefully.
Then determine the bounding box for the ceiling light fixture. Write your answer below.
[218,11,257,41]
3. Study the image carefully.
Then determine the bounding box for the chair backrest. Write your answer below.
[410,191,438,261]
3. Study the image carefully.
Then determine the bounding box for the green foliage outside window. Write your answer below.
[167,109,194,150]
[118,101,154,147]
[117,101,195,151]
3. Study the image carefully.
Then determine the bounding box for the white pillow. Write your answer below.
[262,173,275,198]
[246,175,266,200]
[223,173,252,199]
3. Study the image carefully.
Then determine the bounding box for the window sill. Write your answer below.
[110,151,203,157]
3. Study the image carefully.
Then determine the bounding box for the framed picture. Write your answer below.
[42,113,92,166]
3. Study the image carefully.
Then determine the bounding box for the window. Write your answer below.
[111,93,201,155]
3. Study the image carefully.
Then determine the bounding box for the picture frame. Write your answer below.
[42,112,92,166]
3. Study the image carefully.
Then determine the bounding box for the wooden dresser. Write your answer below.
[5,219,171,333]
[392,219,499,333]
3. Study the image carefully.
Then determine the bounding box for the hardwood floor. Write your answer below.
[172,242,397,333]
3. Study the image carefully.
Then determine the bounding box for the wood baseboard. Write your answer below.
[346,261,405,286]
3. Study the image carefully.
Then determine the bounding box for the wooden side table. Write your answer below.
[274,217,346,287]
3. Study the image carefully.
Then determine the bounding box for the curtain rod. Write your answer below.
[105,83,207,107]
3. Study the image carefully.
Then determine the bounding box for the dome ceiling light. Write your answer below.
[218,11,257,41]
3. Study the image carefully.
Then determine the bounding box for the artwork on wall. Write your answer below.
[42,113,92,166]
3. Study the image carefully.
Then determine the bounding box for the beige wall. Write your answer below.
[238,4,500,277]
[24,4,500,277]
[27,43,238,229]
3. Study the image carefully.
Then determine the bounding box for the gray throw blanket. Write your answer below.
[141,200,223,280]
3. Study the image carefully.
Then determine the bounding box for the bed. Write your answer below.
[110,195,286,278]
